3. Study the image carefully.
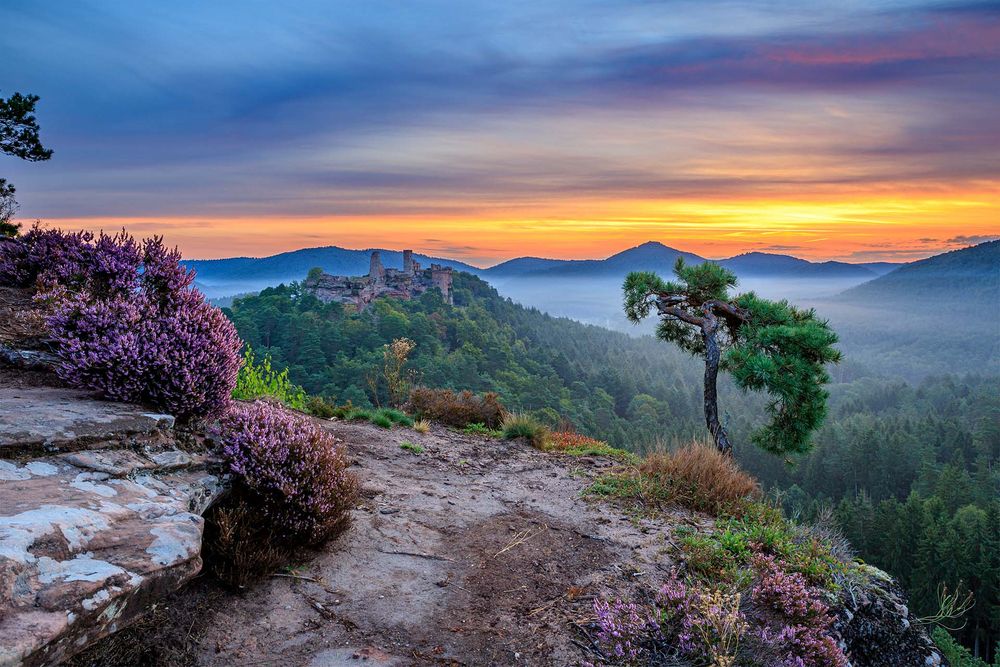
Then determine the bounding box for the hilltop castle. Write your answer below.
[303,250,453,309]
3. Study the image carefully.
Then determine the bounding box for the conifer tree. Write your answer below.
[623,258,841,455]
[1,92,53,237]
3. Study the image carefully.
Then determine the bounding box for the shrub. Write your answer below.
[406,386,505,428]
[592,597,656,663]
[233,345,306,410]
[305,395,337,419]
[640,442,760,516]
[751,554,847,667]
[2,228,242,422]
[215,400,358,545]
[501,412,549,448]
[412,419,430,434]
[202,490,291,589]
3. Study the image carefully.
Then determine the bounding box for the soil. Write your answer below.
[72,418,695,667]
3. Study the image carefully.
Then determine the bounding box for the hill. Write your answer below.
[841,240,1000,303]
[722,252,877,279]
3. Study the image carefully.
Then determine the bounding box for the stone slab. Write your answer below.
[0,387,174,456]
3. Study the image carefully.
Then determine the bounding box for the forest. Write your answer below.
[225,271,999,661]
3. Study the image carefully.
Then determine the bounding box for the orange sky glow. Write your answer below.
[49,188,1000,265]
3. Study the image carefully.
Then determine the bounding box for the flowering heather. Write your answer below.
[656,572,747,665]
[215,400,359,545]
[751,554,847,667]
[1,227,242,422]
[592,597,657,663]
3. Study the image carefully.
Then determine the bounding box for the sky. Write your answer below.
[2,0,999,265]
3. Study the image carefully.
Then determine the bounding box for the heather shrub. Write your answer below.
[233,345,307,410]
[406,386,505,428]
[640,442,760,516]
[2,227,242,422]
[751,554,847,667]
[592,597,657,664]
[215,400,358,545]
[202,489,291,589]
[501,412,549,447]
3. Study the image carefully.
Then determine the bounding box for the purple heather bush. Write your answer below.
[751,554,848,667]
[215,400,359,546]
[0,226,241,422]
[592,598,658,663]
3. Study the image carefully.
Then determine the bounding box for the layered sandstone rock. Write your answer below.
[0,386,225,667]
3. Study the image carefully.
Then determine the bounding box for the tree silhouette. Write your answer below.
[623,258,841,455]
[1,92,53,237]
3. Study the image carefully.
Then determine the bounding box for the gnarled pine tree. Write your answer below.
[623,259,841,456]
[1,92,53,237]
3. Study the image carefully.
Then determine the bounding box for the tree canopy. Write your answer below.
[1,91,52,237]
[624,258,841,456]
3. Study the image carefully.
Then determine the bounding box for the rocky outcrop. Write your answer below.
[0,386,225,667]
[836,564,945,666]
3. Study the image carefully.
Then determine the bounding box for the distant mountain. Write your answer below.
[840,240,999,304]
[184,246,482,297]
[484,242,706,278]
[485,244,890,281]
[857,261,900,276]
[720,252,877,279]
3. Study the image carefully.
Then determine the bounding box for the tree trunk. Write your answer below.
[702,326,734,455]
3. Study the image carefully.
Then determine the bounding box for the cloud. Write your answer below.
[946,234,1000,245]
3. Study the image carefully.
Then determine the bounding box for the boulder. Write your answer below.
[0,388,225,667]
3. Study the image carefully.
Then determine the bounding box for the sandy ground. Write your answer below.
[79,419,699,667]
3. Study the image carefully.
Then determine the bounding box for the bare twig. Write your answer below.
[379,549,455,562]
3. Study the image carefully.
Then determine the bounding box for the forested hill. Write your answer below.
[224,272,708,449]
[841,240,999,303]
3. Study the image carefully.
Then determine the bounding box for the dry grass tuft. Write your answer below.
[639,442,761,516]
[412,418,430,434]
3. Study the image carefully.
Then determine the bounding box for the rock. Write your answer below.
[835,564,945,667]
[0,386,175,457]
[0,387,227,667]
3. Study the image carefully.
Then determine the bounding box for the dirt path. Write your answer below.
[164,421,689,666]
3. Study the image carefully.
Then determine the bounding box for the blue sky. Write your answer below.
[2,0,998,261]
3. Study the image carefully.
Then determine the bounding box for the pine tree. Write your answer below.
[1,92,53,237]
[623,258,841,455]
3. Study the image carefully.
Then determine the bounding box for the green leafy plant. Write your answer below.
[400,441,424,454]
[233,345,307,410]
[463,422,502,437]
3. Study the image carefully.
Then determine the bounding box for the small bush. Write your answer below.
[305,395,337,419]
[640,442,760,516]
[202,490,291,589]
[233,345,306,410]
[412,419,430,434]
[215,400,358,545]
[406,386,505,429]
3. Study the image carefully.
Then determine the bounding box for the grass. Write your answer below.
[337,405,415,429]
[400,441,424,454]
[463,422,503,437]
[501,412,549,448]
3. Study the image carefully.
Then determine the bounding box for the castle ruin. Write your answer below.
[303,250,453,309]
